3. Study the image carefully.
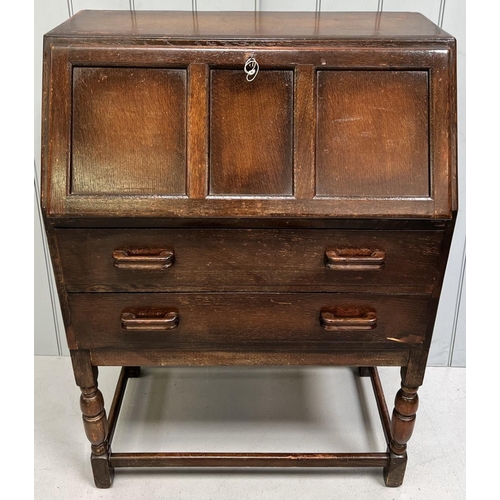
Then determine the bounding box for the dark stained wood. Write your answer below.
[109,452,389,468]
[209,69,293,195]
[42,42,455,218]
[45,228,75,347]
[368,367,392,447]
[317,70,429,197]
[112,248,174,271]
[41,11,458,488]
[404,349,431,388]
[90,349,410,367]
[449,40,458,212]
[91,453,114,489]
[72,67,187,196]
[56,229,443,292]
[294,65,315,199]
[431,57,455,216]
[50,217,452,230]
[383,363,423,487]
[120,309,179,331]
[70,350,97,388]
[320,309,378,331]
[384,382,419,487]
[80,386,108,455]
[70,350,114,488]
[325,248,386,270]
[68,293,430,349]
[384,452,407,488]
[47,11,454,42]
[63,45,450,69]
[187,63,209,198]
[52,196,448,218]
[106,367,129,447]
[43,46,71,216]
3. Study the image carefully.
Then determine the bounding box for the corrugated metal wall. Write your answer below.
[34,0,465,366]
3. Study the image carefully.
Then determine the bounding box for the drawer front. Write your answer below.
[57,229,443,292]
[69,293,430,349]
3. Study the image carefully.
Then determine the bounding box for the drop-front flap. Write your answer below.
[41,11,456,219]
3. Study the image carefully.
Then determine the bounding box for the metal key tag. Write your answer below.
[244,56,259,82]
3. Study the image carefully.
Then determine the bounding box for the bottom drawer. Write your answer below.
[69,293,430,350]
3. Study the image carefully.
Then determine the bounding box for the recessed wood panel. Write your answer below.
[316,70,429,197]
[210,70,293,196]
[72,67,187,195]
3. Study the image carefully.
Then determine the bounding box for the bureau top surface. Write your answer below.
[47,10,453,43]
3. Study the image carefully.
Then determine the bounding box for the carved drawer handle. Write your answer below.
[121,309,179,331]
[320,309,377,331]
[112,249,174,270]
[325,249,385,270]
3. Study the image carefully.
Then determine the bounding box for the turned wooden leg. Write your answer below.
[71,351,114,488]
[384,368,420,487]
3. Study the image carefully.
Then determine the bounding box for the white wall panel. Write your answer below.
[196,0,255,10]
[260,2,380,12]
[34,190,60,356]
[133,1,192,9]
[319,1,379,11]
[451,266,466,367]
[259,1,315,11]
[383,0,441,23]
[72,0,129,12]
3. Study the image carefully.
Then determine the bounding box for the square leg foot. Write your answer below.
[383,452,407,487]
[91,453,114,489]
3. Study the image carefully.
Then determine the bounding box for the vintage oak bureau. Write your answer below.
[41,10,457,488]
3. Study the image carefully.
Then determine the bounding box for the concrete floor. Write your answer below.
[35,356,465,499]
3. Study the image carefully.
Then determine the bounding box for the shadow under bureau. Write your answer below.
[40,10,457,488]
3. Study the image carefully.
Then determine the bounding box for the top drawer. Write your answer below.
[41,40,456,219]
[56,229,443,292]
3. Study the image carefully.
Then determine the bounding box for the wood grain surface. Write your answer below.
[316,70,429,197]
[68,292,430,349]
[47,11,454,41]
[56,228,443,292]
[209,69,293,195]
[72,67,187,195]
